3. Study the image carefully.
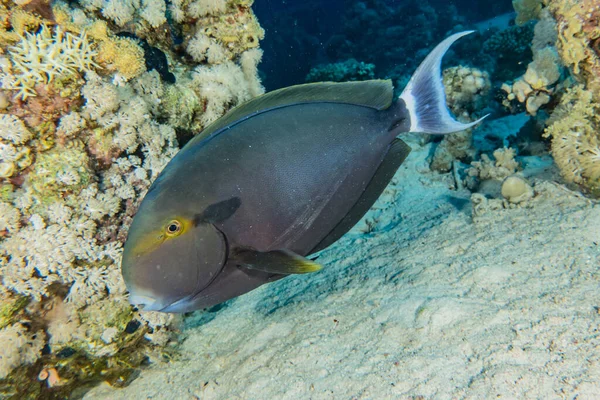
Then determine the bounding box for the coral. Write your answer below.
[482,23,534,81]
[0,323,45,379]
[3,24,97,99]
[531,9,558,51]
[513,0,543,25]
[430,66,491,172]
[0,114,33,178]
[87,21,146,80]
[549,0,600,101]
[187,31,227,64]
[305,59,375,83]
[0,114,32,144]
[468,147,520,182]
[443,66,491,114]
[81,0,167,28]
[543,85,600,195]
[0,201,21,233]
[191,51,263,126]
[501,175,534,203]
[524,46,562,90]
[501,78,552,116]
[178,0,264,64]
[500,11,563,116]
[483,24,534,56]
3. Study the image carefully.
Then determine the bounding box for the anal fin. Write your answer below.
[310,138,411,254]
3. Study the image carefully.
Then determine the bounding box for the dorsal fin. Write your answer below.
[189,80,394,146]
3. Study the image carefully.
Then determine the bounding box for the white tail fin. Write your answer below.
[399,31,488,134]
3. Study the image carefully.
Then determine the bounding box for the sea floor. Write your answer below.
[85,134,600,399]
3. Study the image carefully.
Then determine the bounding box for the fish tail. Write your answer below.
[398,31,488,135]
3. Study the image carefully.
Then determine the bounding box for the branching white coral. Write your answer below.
[240,48,264,97]
[65,266,115,307]
[168,0,185,22]
[0,142,17,163]
[7,25,98,99]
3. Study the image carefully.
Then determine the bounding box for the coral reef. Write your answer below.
[549,0,600,100]
[492,0,600,197]
[0,0,264,397]
[305,59,375,83]
[500,9,563,116]
[535,0,600,196]
[481,22,535,82]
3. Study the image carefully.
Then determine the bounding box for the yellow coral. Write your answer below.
[549,0,600,99]
[88,21,146,80]
[97,37,146,80]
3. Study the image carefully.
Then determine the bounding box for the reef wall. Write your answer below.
[0,0,264,397]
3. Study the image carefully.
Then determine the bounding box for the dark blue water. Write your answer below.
[254,0,514,90]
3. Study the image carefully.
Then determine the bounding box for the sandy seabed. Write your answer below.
[85,136,600,400]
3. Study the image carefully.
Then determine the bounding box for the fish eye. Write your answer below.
[165,220,182,236]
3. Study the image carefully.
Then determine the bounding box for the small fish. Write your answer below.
[122,32,486,313]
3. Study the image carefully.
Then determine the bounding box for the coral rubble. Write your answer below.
[0,0,265,396]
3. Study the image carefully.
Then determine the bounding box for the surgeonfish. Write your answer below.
[121,31,486,313]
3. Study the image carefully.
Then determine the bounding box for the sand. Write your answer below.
[85,136,600,400]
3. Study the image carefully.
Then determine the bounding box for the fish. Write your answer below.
[121,31,486,313]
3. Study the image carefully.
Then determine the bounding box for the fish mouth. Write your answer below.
[127,273,221,313]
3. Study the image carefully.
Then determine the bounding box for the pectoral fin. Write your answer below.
[233,248,323,274]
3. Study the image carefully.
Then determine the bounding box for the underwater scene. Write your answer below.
[0,0,599,398]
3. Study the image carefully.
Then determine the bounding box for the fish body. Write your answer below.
[122,32,485,313]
